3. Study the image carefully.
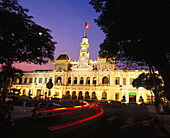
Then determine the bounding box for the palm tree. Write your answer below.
[0,63,23,103]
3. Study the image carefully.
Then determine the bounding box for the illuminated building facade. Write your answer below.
[10,33,154,103]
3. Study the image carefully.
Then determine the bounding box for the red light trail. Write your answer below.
[36,101,90,113]
[44,111,72,118]
[120,113,155,129]
[48,108,104,131]
[35,101,96,118]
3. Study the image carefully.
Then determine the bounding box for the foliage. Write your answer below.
[132,73,163,90]
[0,0,56,103]
[139,96,144,103]
[0,63,23,102]
[0,63,23,91]
[121,95,126,103]
[90,0,170,100]
[90,0,169,63]
[0,63,23,80]
[0,0,56,65]
[132,72,163,103]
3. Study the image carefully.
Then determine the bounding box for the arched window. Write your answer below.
[24,78,27,83]
[102,92,107,100]
[85,91,90,99]
[12,77,17,83]
[56,77,62,84]
[78,91,83,100]
[72,91,76,99]
[102,77,109,84]
[115,93,119,101]
[74,77,77,84]
[93,77,97,85]
[66,91,70,99]
[68,77,71,84]
[19,78,22,84]
[28,89,31,96]
[80,77,84,84]
[29,78,33,83]
[36,89,41,97]
[22,89,26,96]
[92,92,96,99]
[86,77,90,84]
[115,77,120,85]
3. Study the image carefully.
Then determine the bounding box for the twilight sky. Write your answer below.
[14,0,105,71]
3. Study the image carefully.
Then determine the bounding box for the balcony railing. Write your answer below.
[65,84,110,86]
[11,82,110,87]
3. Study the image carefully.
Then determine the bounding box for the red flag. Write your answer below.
[85,22,89,30]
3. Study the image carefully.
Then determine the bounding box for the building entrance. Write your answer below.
[37,89,41,97]
[129,92,136,103]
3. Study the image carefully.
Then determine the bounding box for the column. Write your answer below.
[34,87,36,97]
[96,75,99,85]
[120,71,122,86]
[42,77,45,84]
[121,90,124,98]
[52,75,55,84]
[31,87,33,97]
[71,75,73,85]
[83,75,85,85]
[119,91,122,102]
[99,75,101,85]
[90,76,93,85]
[37,76,39,84]
[77,75,80,85]
[109,76,111,86]
[142,91,144,102]
[41,87,43,97]
[63,72,66,85]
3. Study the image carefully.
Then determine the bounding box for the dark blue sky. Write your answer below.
[15,0,105,71]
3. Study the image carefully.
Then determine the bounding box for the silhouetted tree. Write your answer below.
[0,0,56,65]
[90,0,170,100]
[132,73,163,105]
[0,0,56,103]
[121,96,126,104]
[0,63,23,103]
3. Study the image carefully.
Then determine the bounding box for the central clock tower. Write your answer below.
[77,32,90,68]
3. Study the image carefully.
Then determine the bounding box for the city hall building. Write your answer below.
[10,33,154,104]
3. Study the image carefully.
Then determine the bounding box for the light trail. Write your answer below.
[44,111,72,118]
[120,113,155,129]
[36,101,90,113]
[48,108,104,131]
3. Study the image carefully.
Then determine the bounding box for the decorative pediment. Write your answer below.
[71,64,93,71]
[98,68,112,72]
[55,66,64,72]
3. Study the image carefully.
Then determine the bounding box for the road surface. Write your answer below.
[1,103,168,138]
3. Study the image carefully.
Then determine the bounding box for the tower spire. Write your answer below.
[81,32,89,48]
[77,32,90,68]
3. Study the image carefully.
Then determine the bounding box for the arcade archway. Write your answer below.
[102,92,107,100]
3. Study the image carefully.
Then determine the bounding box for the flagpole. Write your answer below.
[84,31,87,37]
[85,22,89,37]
